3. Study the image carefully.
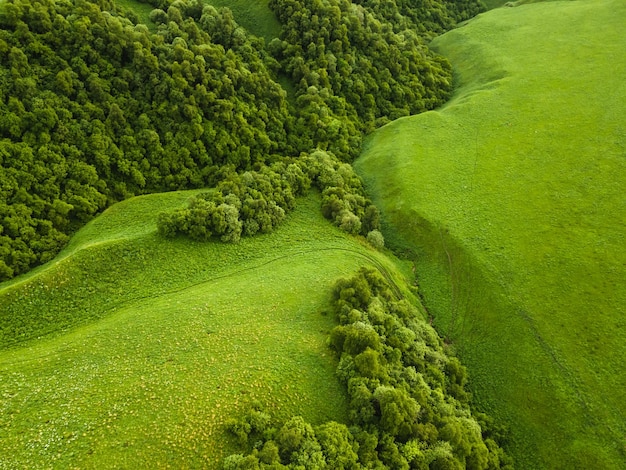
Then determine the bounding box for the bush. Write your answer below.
[156,163,304,242]
[367,230,385,249]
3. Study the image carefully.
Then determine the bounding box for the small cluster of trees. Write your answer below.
[301,150,381,239]
[157,161,307,242]
[157,149,384,244]
[223,268,512,469]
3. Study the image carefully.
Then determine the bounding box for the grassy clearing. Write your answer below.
[203,0,282,43]
[356,0,626,468]
[482,0,570,9]
[114,0,156,26]
[0,192,409,468]
[113,0,281,41]
[481,0,508,9]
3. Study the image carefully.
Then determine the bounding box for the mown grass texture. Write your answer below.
[356,0,626,468]
[0,192,411,468]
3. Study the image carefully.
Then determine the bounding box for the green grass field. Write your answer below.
[203,0,281,43]
[356,0,626,468]
[115,0,281,42]
[0,192,411,468]
[114,0,156,26]
[482,0,508,9]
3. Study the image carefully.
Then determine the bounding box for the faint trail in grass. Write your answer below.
[514,302,626,460]
[1,245,405,365]
[147,246,405,302]
[438,227,458,342]
[435,230,601,436]
[514,306,595,422]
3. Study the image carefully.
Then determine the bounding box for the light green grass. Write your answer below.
[481,0,509,9]
[356,0,626,468]
[203,0,282,43]
[113,0,281,42]
[482,0,571,9]
[0,192,410,468]
[114,0,156,26]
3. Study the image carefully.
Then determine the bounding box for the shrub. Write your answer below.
[366,230,385,249]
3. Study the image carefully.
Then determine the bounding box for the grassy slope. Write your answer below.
[116,0,281,42]
[482,0,572,9]
[356,0,626,468]
[114,0,156,25]
[203,0,282,43]
[482,0,508,9]
[0,191,411,468]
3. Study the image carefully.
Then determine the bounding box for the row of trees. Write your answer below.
[223,268,511,469]
[157,149,384,243]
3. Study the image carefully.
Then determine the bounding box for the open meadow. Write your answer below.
[356,0,626,468]
[202,0,281,42]
[0,192,410,468]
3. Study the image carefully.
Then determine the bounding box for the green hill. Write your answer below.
[0,191,409,467]
[0,0,513,467]
[356,0,626,468]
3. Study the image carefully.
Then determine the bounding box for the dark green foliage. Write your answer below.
[226,402,273,445]
[354,0,486,36]
[301,150,382,237]
[0,0,483,280]
[315,421,360,469]
[223,268,512,469]
[267,0,465,160]
[275,416,325,466]
[157,149,382,242]
[157,162,307,241]
[0,0,290,279]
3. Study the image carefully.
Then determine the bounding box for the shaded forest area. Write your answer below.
[0,0,481,280]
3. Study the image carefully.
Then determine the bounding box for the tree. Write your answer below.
[315,421,359,469]
[367,230,384,249]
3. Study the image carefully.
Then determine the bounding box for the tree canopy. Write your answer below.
[0,0,292,278]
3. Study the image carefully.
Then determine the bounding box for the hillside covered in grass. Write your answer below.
[0,2,513,466]
[0,192,381,466]
[0,191,509,468]
[356,0,626,468]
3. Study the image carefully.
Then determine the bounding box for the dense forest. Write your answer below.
[0,0,478,280]
[0,0,515,467]
[0,0,293,278]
